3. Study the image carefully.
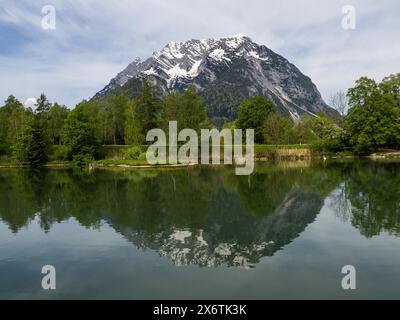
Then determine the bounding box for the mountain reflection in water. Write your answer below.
[0,161,399,268]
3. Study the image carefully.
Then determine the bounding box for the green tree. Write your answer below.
[379,74,400,108]
[135,82,162,142]
[34,94,63,146]
[162,86,208,134]
[345,92,400,153]
[105,94,130,145]
[48,103,69,145]
[35,93,51,116]
[291,116,317,144]
[347,77,379,108]
[0,95,29,155]
[181,85,208,132]
[311,115,344,152]
[345,74,400,154]
[125,100,144,145]
[75,100,105,144]
[236,96,275,143]
[162,91,183,131]
[63,105,99,164]
[12,116,48,166]
[263,113,293,144]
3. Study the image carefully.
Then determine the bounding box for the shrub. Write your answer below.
[138,152,148,162]
[123,146,143,160]
[49,145,69,161]
[0,143,7,156]
[72,152,94,165]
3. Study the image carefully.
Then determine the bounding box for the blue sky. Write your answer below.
[0,0,399,107]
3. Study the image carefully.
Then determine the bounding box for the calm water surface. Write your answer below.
[0,161,399,299]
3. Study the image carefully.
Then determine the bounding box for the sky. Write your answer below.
[0,0,399,108]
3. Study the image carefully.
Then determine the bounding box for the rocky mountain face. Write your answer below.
[94,34,338,122]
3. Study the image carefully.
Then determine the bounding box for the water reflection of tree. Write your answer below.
[0,166,332,267]
[0,165,342,234]
[327,161,400,237]
[2,161,400,246]
[220,164,342,218]
[0,170,38,232]
[330,182,352,223]
[345,162,400,237]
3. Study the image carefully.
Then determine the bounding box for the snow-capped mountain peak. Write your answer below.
[94,35,338,121]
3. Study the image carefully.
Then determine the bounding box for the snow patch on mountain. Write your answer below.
[209,49,231,62]
[188,59,202,77]
[248,51,268,61]
[225,34,248,48]
[143,67,158,76]
[169,229,192,243]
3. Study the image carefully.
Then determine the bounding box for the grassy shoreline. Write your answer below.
[1,145,400,169]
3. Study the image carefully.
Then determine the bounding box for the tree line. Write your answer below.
[0,73,399,166]
[0,83,208,165]
[234,73,400,154]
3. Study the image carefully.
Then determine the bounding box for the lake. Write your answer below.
[0,160,399,299]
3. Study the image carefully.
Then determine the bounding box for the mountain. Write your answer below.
[93,34,338,122]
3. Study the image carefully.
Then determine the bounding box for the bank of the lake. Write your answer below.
[1,145,400,169]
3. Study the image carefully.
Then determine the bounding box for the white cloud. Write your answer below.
[0,0,399,107]
[24,97,36,109]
